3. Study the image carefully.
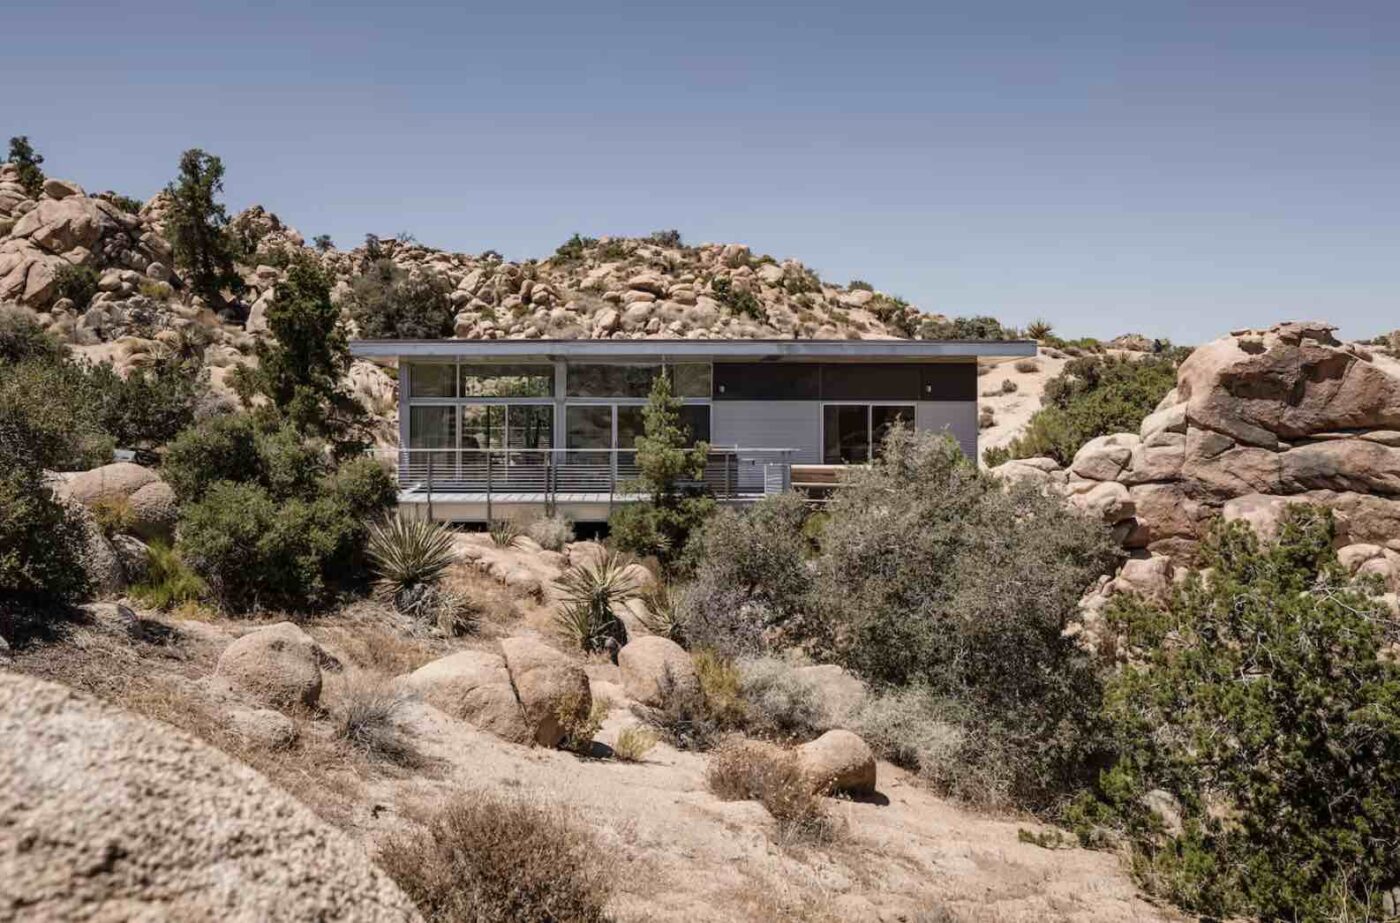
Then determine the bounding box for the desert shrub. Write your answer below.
[1025,319,1053,340]
[693,649,748,730]
[706,738,838,845]
[525,514,574,551]
[86,356,206,453]
[612,725,658,762]
[710,276,764,320]
[553,233,597,263]
[866,294,917,337]
[331,672,417,765]
[607,373,714,574]
[1013,358,1041,373]
[53,264,98,309]
[553,550,639,653]
[488,518,522,548]
[648,228,683,248]
[0,436,90,625]
[977,405,994,430]
[681,491,814,656]
[638,666,724,752]
[106,193,144,214]
[8,136,45,196]
[918,315,1010,340]
[737,656,828,742]
[0,307,65,365]
[557,694,606,754]
[89,495,135,537]
[847,279,874,292]
[129,540,207,610]
[1089,507,1400,921]
[367,515,457,612]
[635,581,685,643]
[378,793,612,923]
[1000,351,1185,465]
[162,414,312,503]
[815,428,1119,810]
[346,258,455,340]
[0,355,114,470]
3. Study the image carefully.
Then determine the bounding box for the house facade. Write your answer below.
[350,338,1035,522]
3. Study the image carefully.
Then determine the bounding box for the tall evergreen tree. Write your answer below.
[164,149,242,306]
[7,136,45,197]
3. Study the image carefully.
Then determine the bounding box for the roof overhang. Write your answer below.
[349,338,1037,363]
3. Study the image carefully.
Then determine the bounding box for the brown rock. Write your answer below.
[215,622,324,710]
[1280,440,1400,496]
[0,672,419,921]
[1181,428,1281,498]
[797,729,877,795]
[619,636,699,707]
[500,636,591,747]
[404,650,530,743]
[127,479,178,541]
[60,462,160,507]
[1070,433,1139,482]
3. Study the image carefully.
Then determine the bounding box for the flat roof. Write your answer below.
[349,338,1037,361]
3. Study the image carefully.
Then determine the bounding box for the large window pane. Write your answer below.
[871,405,915,457]
[566,406,612,451]
[408,362,456,398]
[507,405,553,450]
[680,405,711,446]
[671,364,712,398]
[567,364,661,398]
[409,406,456,448]
[615,406,646,449]
[460,363,553,398]
[823,405,870,464]
[461,405,504,451]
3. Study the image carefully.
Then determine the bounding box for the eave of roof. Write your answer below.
[349,338,1037,361]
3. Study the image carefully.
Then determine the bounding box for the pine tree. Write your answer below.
[164,149,242,306]
[7,136,45,197]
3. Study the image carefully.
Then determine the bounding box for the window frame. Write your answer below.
[819,401,917,464]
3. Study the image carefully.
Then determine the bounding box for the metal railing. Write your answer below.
[380,446,795,510]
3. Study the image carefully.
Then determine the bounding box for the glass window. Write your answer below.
[616,406,646,449]
[680,405,711,445]
[824,405,870,464]
[460,363,554,398]
[408,362,456,398]
[872,405,915,457]
[566,405,613,450]
[507,405,553,450]
[409,406,456,448]
[567,364,662,398]
[671,364,712,398]
[460,405,504,451]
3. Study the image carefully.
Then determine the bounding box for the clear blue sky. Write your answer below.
[5,1,1395,343]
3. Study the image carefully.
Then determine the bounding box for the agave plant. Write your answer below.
[553,551,640,653]
[637,581,686,644]
[367,515,458,613]
[489,517,522,548]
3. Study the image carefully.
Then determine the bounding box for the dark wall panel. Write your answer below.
[714,363,821,400]
[714,361,977,401]
[920,363,977,401]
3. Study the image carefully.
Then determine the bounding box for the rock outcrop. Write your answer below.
[995,322,1400,563]
[0,671,420,921]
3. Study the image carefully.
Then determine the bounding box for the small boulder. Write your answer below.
[500,636,591,747]
[110,533,151,584]
[404,650,531,743]
[61,462,160,507]
[227,706,299,750]
[215,622,324,710]
[618,636,699,707]
[127,479,178,541]
[797,729,877,795]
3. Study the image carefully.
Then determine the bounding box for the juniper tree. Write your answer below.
[164,149,242,305]
[7,136,44,197]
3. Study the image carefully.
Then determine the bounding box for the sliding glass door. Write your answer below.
[822,404,914,463]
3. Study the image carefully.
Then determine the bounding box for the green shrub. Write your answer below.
[129,540,207,610]
[161,414,296,502]
[367,515,457,612]
[53,264,98,309]
[847,279,874,292]
[553,233,597,263]
[488,518,521,548]
[0,307,65,365]
[346,258,455,340]
[1025,319,1053,340]
[648,229,683,248]
[0,358,114,470]
[164,148,243,304]
[918,315,1011,340]
[815,428,1119,810]
[0,437,89,625]
[378,793,613,923]
[106,193,144,214]
[8,136,45,197]
[553,551,639,653]
[710,276,764,320]
[682,491,814,656]
[998,352,1185,465]
[89,495,135,537]
[1092,507,1400,921]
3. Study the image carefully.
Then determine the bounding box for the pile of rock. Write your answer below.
[995,322,1400,566]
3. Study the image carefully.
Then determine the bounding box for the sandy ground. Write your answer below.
[977,348,1069,462]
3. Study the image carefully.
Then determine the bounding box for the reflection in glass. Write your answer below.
[408,363,456,398]
[567,364,661,398]
[460,364,554,398]
[823,405,869,464]
[671,364,712,398]
[872,405,915,457]
[460,405,504,451]
[680,405,711,445]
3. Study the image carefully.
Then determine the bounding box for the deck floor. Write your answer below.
[398,490,769,504]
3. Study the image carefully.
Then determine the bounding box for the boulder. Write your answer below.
[403,650,530,743]
[1180,428,1282,498]
[499,636,591,747]
[41,177,85,200]
[215,622,324,710]
[1070,433,1139,482]
[1221,493,1344,545]
[127,479,178,541]
[227,706,299,750]
[1280,440,1400,496]
[110,533,151,584]
[61,462,160,508]
[66,501,126,597]
[10,195,111,256]
[0,672,419,921]
[618,636,699,707]
[1121,433,1186,485]
[1139,401,1187,439]
[797,729,877,795]
[1111,555,1175,602]
[1067,480,1135,524]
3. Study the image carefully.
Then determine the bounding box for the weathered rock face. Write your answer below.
[403,650,531,743]
[499,636,592,747]
[618,636,699,707]
[0,671,420,922]
[215,622,325,710]
[993,322,1400,562]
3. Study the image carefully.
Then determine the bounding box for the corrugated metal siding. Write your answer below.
[712,402,822,463]
[917,401,979,459]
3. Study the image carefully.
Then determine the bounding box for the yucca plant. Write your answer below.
[637,582,686,644]
[367,515,458,613]
[553,551,640,653]
[489,518,522,548]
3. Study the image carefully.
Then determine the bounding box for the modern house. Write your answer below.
[350,338,1036,522]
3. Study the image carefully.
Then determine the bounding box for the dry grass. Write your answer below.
[612,725,658,762]
[328,671,420,766]
[378,792,613,923]
[310,610,444,676]
[442,566,531,634]
[706,737,841,846]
